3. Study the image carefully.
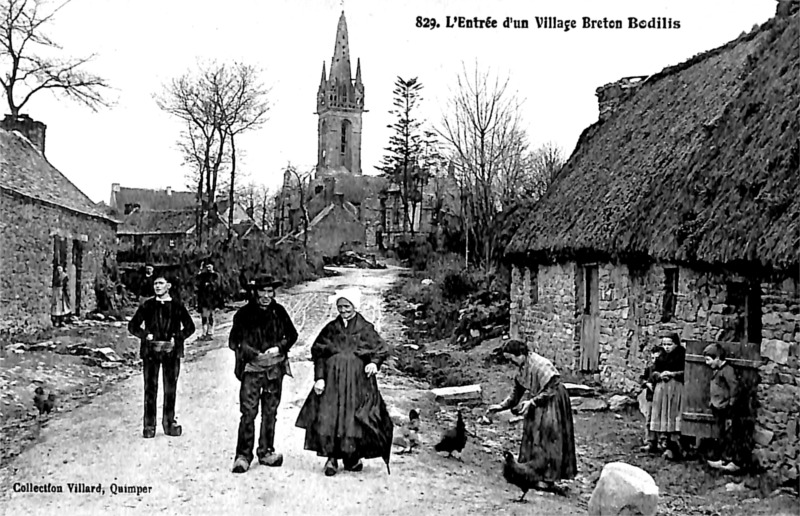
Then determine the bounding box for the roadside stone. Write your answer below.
[588,462,659,516]
[431,384,482,405]
[608,395,634,411]
[575,398,609,412]
[563,382,596,397]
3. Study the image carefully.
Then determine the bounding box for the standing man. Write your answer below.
[196,261,222,340]
[128,274,195,438]
[229,274,298,473]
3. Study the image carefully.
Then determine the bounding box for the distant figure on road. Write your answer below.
[229,274,298,474]
[487,339,577,493]
[128,274,195,439]
[51,264,71,327]
[196,261,223,340]
[137,263,156,304]
[295,288,394,477]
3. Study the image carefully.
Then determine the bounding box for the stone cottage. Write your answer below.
[0,115,118,333]
[505,9,799,485]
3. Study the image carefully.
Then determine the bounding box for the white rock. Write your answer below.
[608,394,635,411]
[588,462,659,516]
[563,382,595,397]
[431,384,482,405]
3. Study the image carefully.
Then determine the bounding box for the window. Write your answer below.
[583,266,598,315]
[169,239,175,248]
[726,280,762,343]
[340,120,350,154]
[661,267,679,322]
[529,265,539,304]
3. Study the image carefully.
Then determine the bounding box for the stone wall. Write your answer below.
[511,259,800,483]
[510,263,577,370]
[754,278,800,487]
[0,191,117,334]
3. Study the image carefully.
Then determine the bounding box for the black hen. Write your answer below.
[502,449,549,502]
[434,409,467,459]
[33,387,55,415]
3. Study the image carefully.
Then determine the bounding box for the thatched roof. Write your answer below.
[118,209,196,235]
[506,14,800,273]
[0,128,115,223]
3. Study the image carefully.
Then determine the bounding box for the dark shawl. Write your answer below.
[228,300,298,381]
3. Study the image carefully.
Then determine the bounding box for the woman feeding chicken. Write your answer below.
[487,339,577,491]
[295,288,394,476]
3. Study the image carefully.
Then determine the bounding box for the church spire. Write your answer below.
[319,62,327,87]
[355,58,362,86]
[329,11,352,85]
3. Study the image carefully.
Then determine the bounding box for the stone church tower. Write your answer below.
[316,11,365,177]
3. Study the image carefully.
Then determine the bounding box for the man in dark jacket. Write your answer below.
[128,274,195,438]
[229,274,298,473]
[196,262,222,340]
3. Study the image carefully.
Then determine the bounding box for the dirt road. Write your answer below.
[0,267,581,515]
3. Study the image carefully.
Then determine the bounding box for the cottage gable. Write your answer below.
[0,129,113,221]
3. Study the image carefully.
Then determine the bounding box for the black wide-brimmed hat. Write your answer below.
[250,274,283,290]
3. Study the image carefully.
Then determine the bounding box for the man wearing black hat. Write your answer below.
[128,274,196,438]
[229,274,298,473]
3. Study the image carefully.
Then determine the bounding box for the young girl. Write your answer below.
[649,333,686,460]
[638,345,664,453]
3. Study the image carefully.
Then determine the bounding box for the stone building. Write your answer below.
[0,115,118,333]
[274,11,449,257]
[505,10,798,485]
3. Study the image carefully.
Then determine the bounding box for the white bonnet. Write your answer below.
[328,287,362,310]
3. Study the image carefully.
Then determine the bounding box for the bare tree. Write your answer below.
[241,180,274,232]
[285,164,311,258]
[438,62,529,268]
[216,63,270,238]
[0,0,110,116]
[156,61,269,245]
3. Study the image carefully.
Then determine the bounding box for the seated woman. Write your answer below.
[487,339,577,490]
[295,288,393,476]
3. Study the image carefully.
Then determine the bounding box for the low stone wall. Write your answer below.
[754,280,800,487]
[0,191,117,334]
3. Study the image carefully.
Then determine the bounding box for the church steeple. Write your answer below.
[329,11,352,85]
[315,10,365,176]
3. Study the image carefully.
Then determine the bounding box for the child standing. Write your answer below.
[638,345,664,453]
[703,343,752,473]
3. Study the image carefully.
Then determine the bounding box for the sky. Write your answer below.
[13,0,777,204]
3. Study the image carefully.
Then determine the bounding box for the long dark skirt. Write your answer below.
[519,383,578,482]
[295,352,392,460]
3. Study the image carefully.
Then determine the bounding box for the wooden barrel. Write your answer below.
[680,339,760,439]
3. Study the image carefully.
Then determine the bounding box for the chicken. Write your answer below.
[502,449,567,501]
[434,409,467,459]
[502,449,548,502]
[33,387,56,416]
[394,409,421,454]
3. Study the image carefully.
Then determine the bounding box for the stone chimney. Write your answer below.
[334,192,344,207]
[1,114,46,154]
[323,176,336,204]
[166,186,172,196]
[595,76,648,122]
[112,183,121,193]
[776,0,799,16]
